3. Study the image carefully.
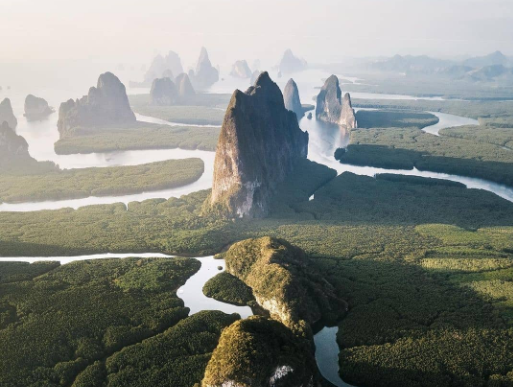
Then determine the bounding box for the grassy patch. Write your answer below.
[356,110,439,129]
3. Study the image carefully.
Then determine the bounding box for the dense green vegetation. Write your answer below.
[2,158,513,386]
[0,258,204,387]
[54,122,219,154]
[0,158,203,203]
[336,127,513,187]
[441,124,513,150]
[355,109,439,129]
[131,104,225,126]
[203,271,256,306]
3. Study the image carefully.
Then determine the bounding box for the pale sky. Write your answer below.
[1,0,512,68]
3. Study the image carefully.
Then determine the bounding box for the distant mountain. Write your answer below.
[369,55,454,74]
[467,64,513,82]
[463,51,511,68]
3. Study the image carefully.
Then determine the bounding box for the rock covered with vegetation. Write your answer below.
[230,60,252,79]
[24,94,54,120]
[209,72,309,218]
[58,72,136,136]
[0,98,17,130]
[202,271,255,306]
[190,47,219,90]
[0,122,34,169]
[283,78,304,120]
[279,49,307,74]
[150,77,178,105]
[224,237,347,329]
[316,75,357,129]
[201,316,320,387]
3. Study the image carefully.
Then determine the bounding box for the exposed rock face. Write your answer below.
[279,49,307,74]
[230,60,252,79]
[315,75,357,128]
[0,122,32,168]
[191,47,219,89]
[209,72,309,218]
[283,79,304,120]
[175,73,196,100]
[58,72,136,135]
[0,98,17,131]
[24,95,54,120]
[225,237,347,329]
[250,70,261,85]
[150,77,178,105]
[144,51,183,84]
[202,316,319,387]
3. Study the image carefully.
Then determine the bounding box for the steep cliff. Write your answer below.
[315,75,357,128]
[24,95,54,120]
[224,237,347,329]
[202,316,319,387]
[0,98,17,131]
[58,72,136,135]
[279,49,307,74]
[191,47,219,90]
[230,60,252,79]
[150,77,178,105]
[209,72,309,218]
[175,73,196,100]
[283,78,304,120]
[0,122,33,169]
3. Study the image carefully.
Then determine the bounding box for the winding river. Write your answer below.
[2,72,511,387]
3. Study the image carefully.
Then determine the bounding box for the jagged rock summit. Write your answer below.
[58,72,136,135]
[144,51,183,84]
[24,95,54,120]
[283,78,304,120]
[190,47,219,90]
[279,49,307,74]
[230,60,252,79]
[175,73,196,99]
[316,75,357,128]
[0,98,17,131]
[209,72,309,218]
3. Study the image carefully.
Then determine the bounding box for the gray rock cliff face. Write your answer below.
[250,70,261,85]
[230,60,252,79]
[283,79,304,120]
[191,47,219,89]
[58,72,136,135]
[24,95,54,120]
[279,49,307,74]
[315,75,357,128]
[209,72,309,218]
[0,98,17,131]
[150,77,178,105]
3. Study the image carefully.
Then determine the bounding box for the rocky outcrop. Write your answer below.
[144,51,183,84]
[209,72,309,218]
[150,77,178,105]
[202,316,319,387]
[283,79,304,120]
[190,47,219,90]
[315,75,357,128]
[58,72,136,135]
[175,73,196,100]
[225,237,347,329]
[279,49,307,74]
[0,98,17,131]
[0,122,32,168]
[230,60,252,79]
[24,95,54,120]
